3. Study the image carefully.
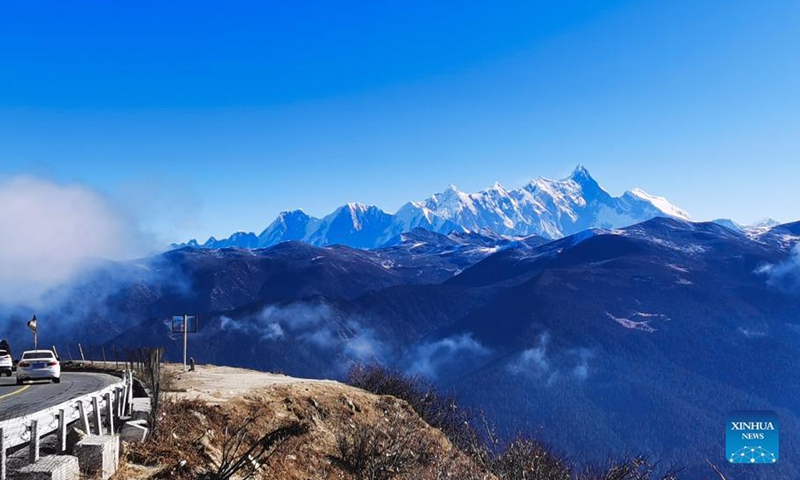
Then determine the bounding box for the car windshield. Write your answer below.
[22,352,55,360]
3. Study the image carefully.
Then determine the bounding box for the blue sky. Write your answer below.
[1,0,798,242]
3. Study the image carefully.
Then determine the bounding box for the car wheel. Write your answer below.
[53,377,61,384]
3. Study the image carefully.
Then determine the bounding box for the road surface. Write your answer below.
[0,372,118,420]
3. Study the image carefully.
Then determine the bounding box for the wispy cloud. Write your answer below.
[508,332,551,376]
[758,245,800,292]
[508,332,594,384]
[405,333,491,380]
[218,301,388,366]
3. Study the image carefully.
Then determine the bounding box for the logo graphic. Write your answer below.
[726,411,778,464]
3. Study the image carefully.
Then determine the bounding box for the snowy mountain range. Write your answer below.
[177,165,694,250]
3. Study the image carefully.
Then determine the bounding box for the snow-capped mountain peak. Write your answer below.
[175,165,694,250]
[568,163,594,183]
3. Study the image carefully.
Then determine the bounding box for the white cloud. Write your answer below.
[219,302,388,364]
[406,333,490,380]
[0,175,149,305]
[508,332,551,376]
[509,333,594,383]
[759,245,800,292]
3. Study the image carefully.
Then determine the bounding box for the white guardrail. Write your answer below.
[0,370,134,480]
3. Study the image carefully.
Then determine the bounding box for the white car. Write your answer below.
[0,350,12,377]
[17,350,61,384]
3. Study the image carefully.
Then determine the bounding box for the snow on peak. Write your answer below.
[751,218,780,228]
[176,165,696,249]
[345,202,369,212]
[626,188,691,221]
[569,163,592,181]
[487,181,507,193]
[279,208,307,215]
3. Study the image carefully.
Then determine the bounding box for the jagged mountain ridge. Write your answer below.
[176,165,691,250]
[103,217,800,479]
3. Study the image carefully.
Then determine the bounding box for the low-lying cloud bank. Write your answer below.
[218,302,497,380]
[0,175,149,307]
[219,301,388,366]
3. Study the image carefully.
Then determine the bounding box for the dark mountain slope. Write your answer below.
[18,218,800,478]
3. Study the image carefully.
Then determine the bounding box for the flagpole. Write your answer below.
[28,315,38,349]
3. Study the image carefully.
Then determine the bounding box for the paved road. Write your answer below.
[0,372,119,421]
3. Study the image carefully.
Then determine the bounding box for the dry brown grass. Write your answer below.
[118,379,490,480]
[124,398,226,478]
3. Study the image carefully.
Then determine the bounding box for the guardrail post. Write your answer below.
[117,386,124,418]
[28,420,39,464]
[120,384,126,417]
[57,408,67,453]
[114,387,119,418]
[92,396,102,435]
[120,383,127,418]
[126,370,134,416]
[78,400,91,434]
[105,392,114,433]
[1,427,6,480]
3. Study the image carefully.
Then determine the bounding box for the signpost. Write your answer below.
[172,315,198,372]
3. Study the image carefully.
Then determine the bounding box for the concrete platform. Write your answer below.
[9,455,79,480]
[74,435,119,480]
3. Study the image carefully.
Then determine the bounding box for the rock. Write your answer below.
[65,427,87,455]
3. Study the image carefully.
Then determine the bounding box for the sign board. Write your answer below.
[172,315,198,334]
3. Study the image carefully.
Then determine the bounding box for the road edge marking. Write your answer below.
[0,384,30,400]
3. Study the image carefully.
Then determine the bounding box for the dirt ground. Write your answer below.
[163,363,341,404]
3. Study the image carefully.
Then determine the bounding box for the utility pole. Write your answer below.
[173,315,197,372]
[183,314,188,372]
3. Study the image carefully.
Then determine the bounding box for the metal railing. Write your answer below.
[0,370,133,480]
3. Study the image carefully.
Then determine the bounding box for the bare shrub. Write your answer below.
[331,411,435,480]
[417,444,488,480]
[346,365,686,480]
[128,347,165,433]
[126,398,307,480]
[577,455,680,480]
[490,437,572,480]
[201,419,308,480]
[125,398,220,478]
[346,364,489,460]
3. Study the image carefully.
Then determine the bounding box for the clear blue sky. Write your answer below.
[1,0,798,242]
